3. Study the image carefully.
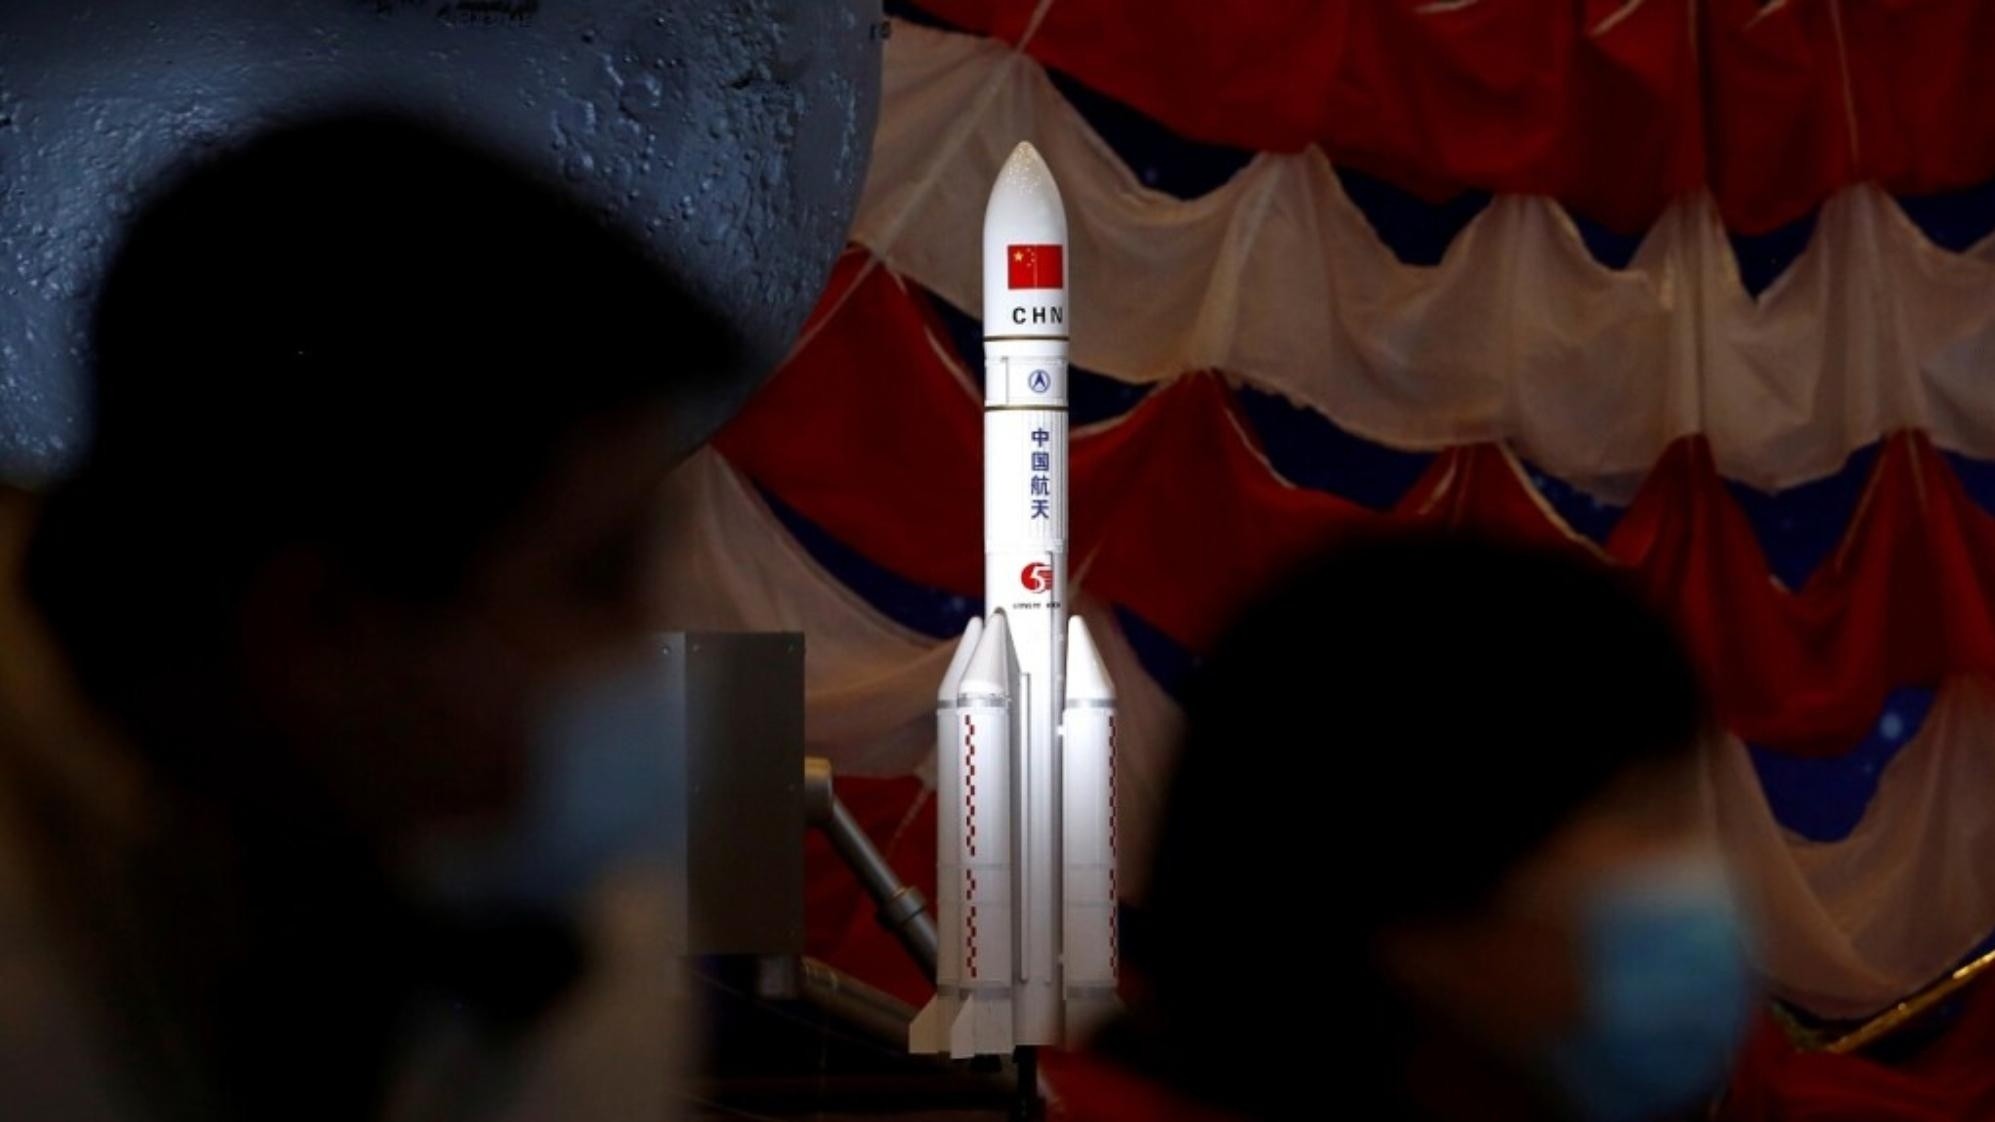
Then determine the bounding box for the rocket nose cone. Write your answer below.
[1064,615,1115,704]
[1005,140,1050,181]
[983,140,1066,243]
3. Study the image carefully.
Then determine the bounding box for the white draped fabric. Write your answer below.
[654,448,948,779]
[671,16,1995,1025]
[1709,680,1995,1019]
[660,448,1995,1017]
[856,23,1995,500]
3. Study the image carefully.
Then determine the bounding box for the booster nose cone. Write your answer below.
[939,616,985,705]
[983,141,1069,338]
[1063,615,1114,705]
[957,611,1016,702]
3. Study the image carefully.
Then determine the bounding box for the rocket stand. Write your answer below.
[1012,1046,1040,1121]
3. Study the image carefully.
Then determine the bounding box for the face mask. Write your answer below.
[1541,854,1756,1122]
[410,657,678,917]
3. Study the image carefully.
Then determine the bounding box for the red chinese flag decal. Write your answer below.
[1007,244,1063,289]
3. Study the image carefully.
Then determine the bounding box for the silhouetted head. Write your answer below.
[27,111,741,844]
[1123,532,1741,1121]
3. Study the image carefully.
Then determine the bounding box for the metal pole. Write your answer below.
[796,956,920,1046]
[804,757,940,979]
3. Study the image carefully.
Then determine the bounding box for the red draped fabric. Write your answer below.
[804,777,938,1007]
[1072,376,1372,652]
[1722,986,1995,1121]
[1610,435,1995,753]
[1394,444,1588,553]
[716,252,1995,754]
[772,7,1995,1113]
[909,0,1995,233]
[715,264,984,596]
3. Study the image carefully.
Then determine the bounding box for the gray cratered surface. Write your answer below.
[0,0,883,482]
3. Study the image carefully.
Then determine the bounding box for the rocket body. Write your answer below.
[982,140,1069,1048]
[911,142,1117,1059]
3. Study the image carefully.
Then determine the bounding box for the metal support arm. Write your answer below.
[803,756,939,979]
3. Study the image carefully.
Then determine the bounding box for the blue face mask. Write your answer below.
[411,658,678,916]
[1541,856,1756,1122]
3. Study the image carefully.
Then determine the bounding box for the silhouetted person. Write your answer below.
[0,113,740,1121]
[1069,534,1756,1122]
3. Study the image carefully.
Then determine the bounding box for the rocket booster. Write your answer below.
[911,142,1119,1059]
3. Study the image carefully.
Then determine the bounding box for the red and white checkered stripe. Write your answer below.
[963,713,980,979]
[1108,713,1119,973]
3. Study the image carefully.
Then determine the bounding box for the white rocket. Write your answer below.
[911,142,1120,1058]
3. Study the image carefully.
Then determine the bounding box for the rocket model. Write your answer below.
[911,142,1119,1058]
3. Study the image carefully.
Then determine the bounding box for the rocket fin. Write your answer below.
[909,995,944,1054]
[948,993,1016,1059]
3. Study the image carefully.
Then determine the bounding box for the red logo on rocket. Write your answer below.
[1020,561,1053,593]
[1007,244,1063,289]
